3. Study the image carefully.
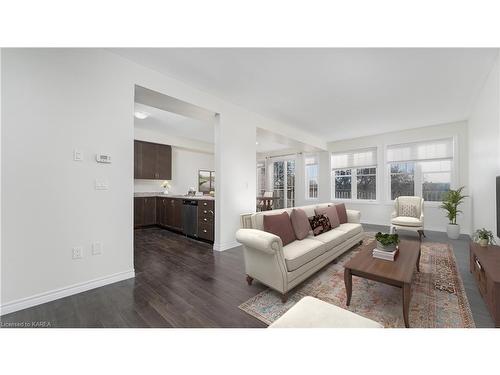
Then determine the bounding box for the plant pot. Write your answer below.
[376,241,397,252]
[446,224,460,240]
[479,239,489,247]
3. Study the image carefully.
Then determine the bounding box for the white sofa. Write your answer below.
[236,203,363,302]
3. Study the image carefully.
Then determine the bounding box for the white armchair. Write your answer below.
[390,196,425,240]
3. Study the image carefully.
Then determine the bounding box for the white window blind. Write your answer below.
[332,148,377,169]
[387,138,453,163]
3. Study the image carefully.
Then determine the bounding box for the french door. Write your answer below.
[272,158,295,209]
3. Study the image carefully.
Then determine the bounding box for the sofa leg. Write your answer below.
[359,240,363,245]
[281,293,288,303]
[246,275,254,286]
[332,258,338,264]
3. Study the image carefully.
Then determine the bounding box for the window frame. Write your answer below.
[385,137,457,205]
[304,154,319,200]
[331,165,378,202]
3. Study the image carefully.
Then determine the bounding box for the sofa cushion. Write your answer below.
[263,212,296,246]
[314,206,340,229]
[336,223,363,237]
[391,216,423,227]
[312,229,347,248]
[290,208,312,240]
[308,214,332,236]
[335,203,348,224]
[283,238,326,271]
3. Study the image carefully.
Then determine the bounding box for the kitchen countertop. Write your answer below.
[134,192,215,200]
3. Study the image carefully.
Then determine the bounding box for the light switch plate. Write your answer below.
[92,242,102,255]
[72,247,83,259]
[73,149,83,161]
[95,179,109,190]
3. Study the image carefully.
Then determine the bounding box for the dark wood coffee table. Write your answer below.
[344,240,421,328]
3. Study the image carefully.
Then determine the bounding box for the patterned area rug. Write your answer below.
[239,234,475,328]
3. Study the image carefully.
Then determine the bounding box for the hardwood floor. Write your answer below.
[1,225,495,328]
[1,228,266,328]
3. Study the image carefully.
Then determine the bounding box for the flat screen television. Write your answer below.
[497,177,500,238]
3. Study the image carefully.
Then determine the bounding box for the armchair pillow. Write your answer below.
[399,203,418,218]
[334,203,348,224]
[308,214,332,236]
[315,206,340,228]
[290,208,312,240]
[263,212,297,246]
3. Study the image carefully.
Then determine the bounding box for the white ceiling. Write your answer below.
[256,127,320,154]
[114,48,498,141]
[134,103,214,143]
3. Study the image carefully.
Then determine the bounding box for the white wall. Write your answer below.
[468,53,500,240]
[327,121,470,234]
[1,48,325,313]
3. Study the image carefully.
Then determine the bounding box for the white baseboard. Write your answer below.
[0,269,135,316]
[213,240,240,252]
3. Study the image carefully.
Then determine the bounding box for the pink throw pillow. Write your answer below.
[335,203,348,224]
[315,206,340,229]
[263,212,297,246]
[290,208,312,240]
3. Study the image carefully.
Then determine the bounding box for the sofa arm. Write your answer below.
[391,210,398,219]
[346,209,361,224]
[236,229,283,254]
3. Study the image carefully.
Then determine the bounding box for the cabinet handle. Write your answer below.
[203,202,207,206]
[475,258,482,271]
[203,229,207,233]
[204,218,207,222]
[203,210,207,214]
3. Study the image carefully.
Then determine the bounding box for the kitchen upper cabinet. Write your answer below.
[134,140,172,180]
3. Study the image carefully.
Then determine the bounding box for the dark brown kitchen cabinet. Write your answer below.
[134,140,172,180]
[156,197,183,231]
[134,197,156,228]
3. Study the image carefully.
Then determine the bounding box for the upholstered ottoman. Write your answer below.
[268,296,383,328]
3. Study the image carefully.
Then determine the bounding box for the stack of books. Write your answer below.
[373,247,399,261]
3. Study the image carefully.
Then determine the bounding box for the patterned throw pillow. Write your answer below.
[399,203,418,218]
[308,214,332,236]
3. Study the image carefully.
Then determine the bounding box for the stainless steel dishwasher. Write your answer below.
[182,199,198,238]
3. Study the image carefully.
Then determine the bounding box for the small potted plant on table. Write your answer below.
[375,232,399,252]
[473,228,496,247]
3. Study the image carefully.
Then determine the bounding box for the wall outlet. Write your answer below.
[72,246,83,259]
[92,242,102,255]
[73,149,83,161]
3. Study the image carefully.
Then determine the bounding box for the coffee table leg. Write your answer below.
[344,268,352,306]
[402,283,411,328]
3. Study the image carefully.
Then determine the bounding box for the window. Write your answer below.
[356,167,376,200]
[256,161,266,196]
[272,158,295,209]
[332,148,377,200]
[387,138,453,201]
[304,154,319,199]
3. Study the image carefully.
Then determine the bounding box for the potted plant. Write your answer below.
[375,232,399,252]
[161,180,171,194]
[473,228,496,247]
[440,186,467,240]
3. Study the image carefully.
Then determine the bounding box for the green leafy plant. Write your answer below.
[473,228,496,245]
[375,232,399,246]
[440,186,467,225]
